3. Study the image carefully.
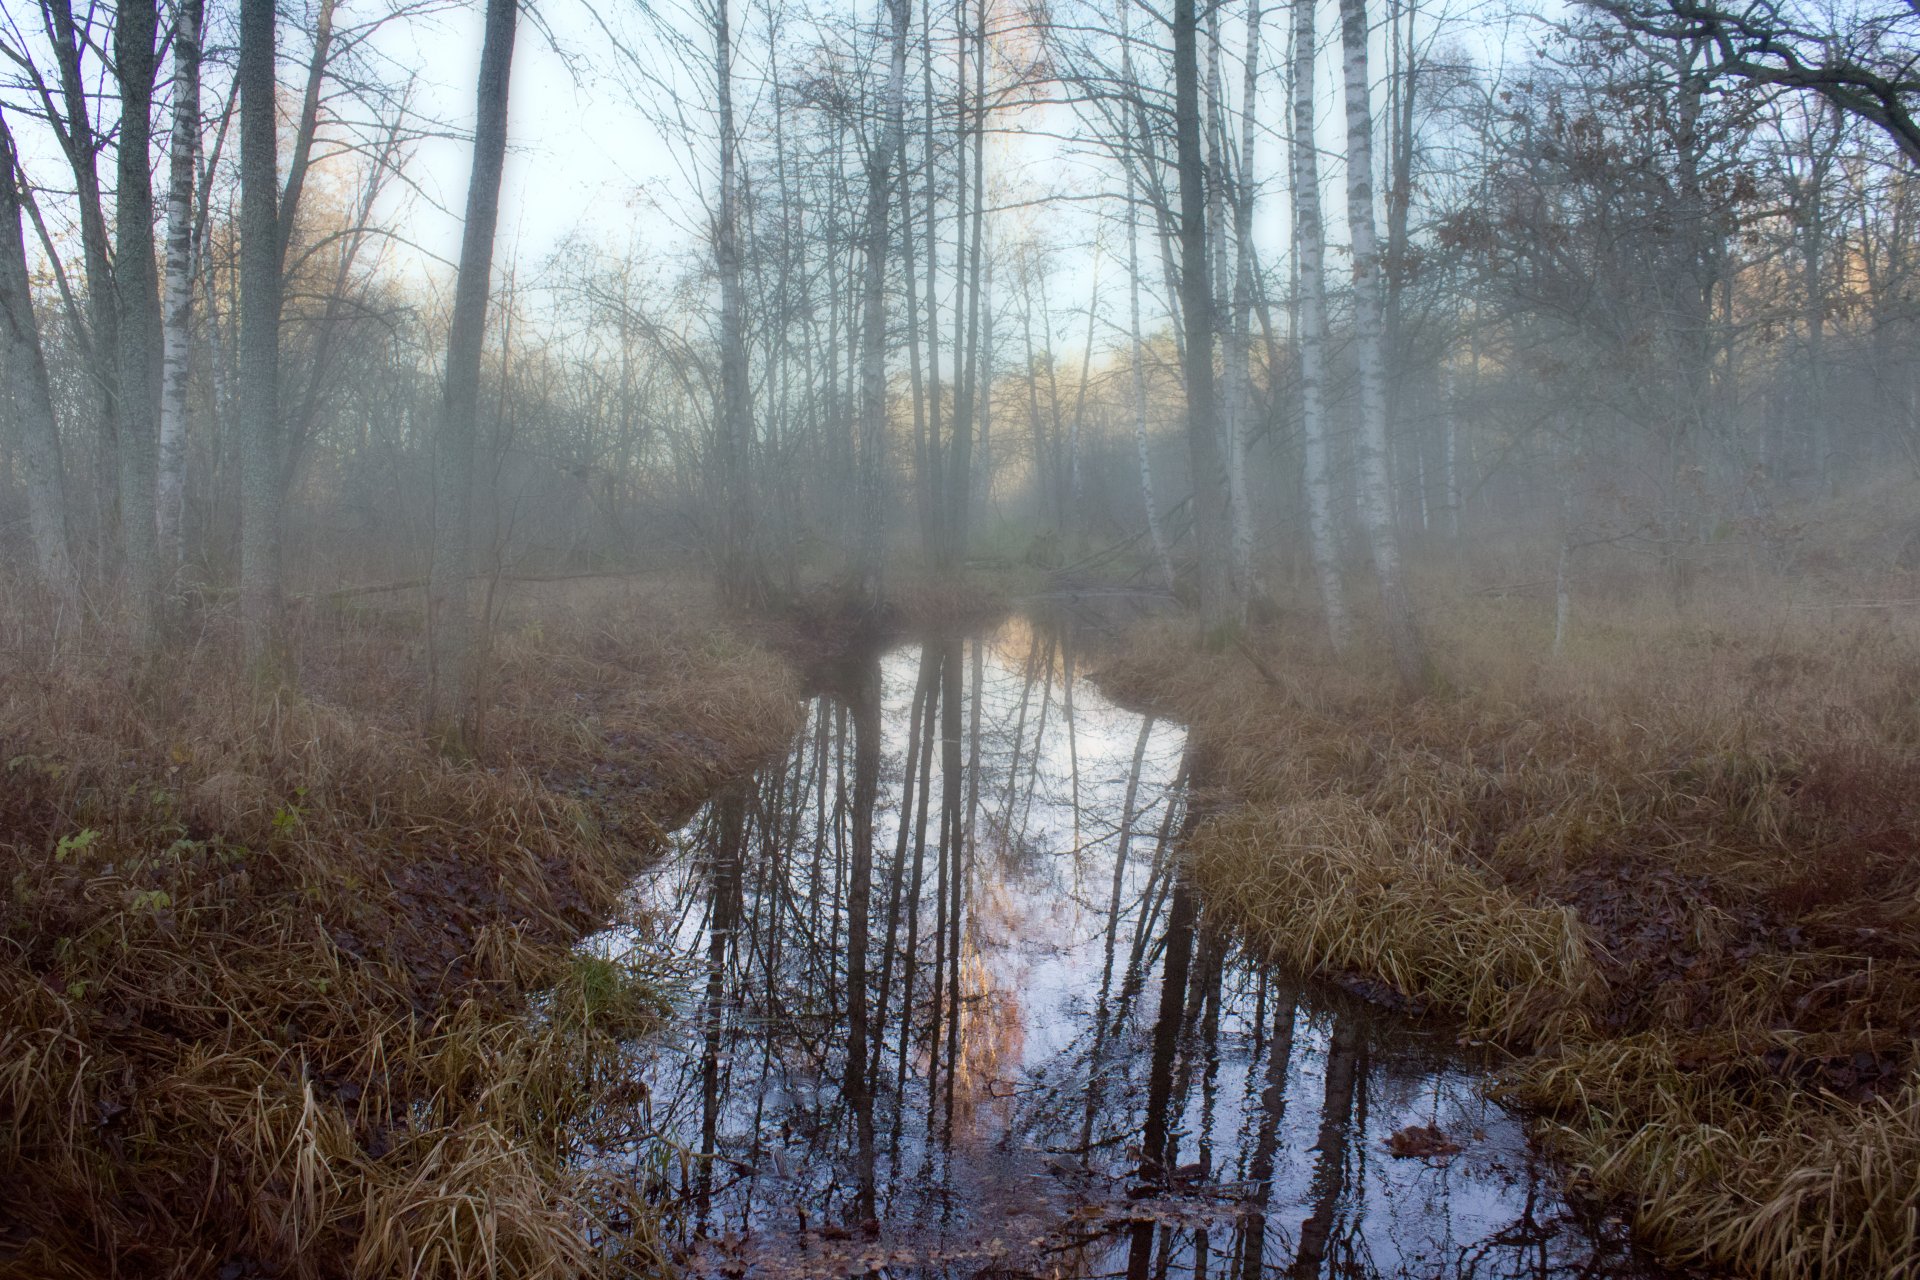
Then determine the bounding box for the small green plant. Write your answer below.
[54,828,99,862]
[271,786,309,835]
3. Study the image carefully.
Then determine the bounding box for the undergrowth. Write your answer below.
[0,575,801,1279]
[1094,571,1920,1280]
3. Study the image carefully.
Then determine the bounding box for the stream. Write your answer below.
[587,605,1664,1279]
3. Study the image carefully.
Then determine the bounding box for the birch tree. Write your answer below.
[1225,0,1261,599]
[157,0,202,575]
[1340,0,1428,688]
[1291,0,1350,648]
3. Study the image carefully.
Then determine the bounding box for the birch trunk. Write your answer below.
[0,114,74,590]
[115,0,164,640]
[1339,0,1427,688]
[1226,0,1262,599]
[1119,0,1176,589]
[1443,365,1459,538]
[1290,0,1350,650]
[855,0,911,602]
[1126,165,1175,590]
[425,0,517,737]
[157,0,202,574]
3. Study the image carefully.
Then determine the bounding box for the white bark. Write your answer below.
[1227,0,1262,599]
[157,0,201,576]
[1126,164,1176,590]
[1340,0,1426,689]
[1443,364,1459,538]
[1207,9,1254,599]
[1290,0,1350,650]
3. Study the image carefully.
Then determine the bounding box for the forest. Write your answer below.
[1,0,1918,1274]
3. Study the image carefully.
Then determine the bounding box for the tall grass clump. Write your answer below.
[1092,558,1920,1279]
[1190,802,1602,1044]
[0,573,801,1278]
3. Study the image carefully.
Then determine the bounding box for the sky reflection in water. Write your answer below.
[588,610,1660,1280]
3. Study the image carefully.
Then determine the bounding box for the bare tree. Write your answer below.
[1589,0,1920,163]
[1174,0,1235,630]
[713,0,761,606]
[0,110,72,591]
[426,0,519,738]
[1340,0,1428,689]
[855,0,912,603]
[1291,0,1350,650]
[114,0,164,638]
[157,0,202,576]
[238,0,282,665]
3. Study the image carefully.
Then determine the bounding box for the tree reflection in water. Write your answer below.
[586,611,1664,1279]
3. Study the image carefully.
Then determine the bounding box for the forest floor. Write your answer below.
[1091,559,1920,1280]
[0,572,809,1280]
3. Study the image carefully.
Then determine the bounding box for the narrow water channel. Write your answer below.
[589,607,1661,1279]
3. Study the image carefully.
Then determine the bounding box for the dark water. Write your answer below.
[586,608,1662,1279]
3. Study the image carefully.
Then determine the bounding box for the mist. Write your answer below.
[1,0,1917,1274]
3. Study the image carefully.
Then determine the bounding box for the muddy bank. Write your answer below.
[0,579,803,1278]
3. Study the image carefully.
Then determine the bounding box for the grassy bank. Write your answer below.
[0,575,801,1279]
[1094,579,1920,1279]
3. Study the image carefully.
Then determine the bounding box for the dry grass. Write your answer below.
[1093,557,1920,1279]
[0,574,801,1278]
[1191,804,1602,1044]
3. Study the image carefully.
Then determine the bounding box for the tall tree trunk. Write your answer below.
[238,0,283,665]
[1208,4,1254,599]
[1291,0,1350,650]
[714,0,759,606]
[844,658,880,1218]
[856,0,912,603]
[942,0,988,570]
[426,0,518,738]
[1226,0,1262,600]
[1119,0,1175,590]
[1126,166,1175,590]
[1339,0,1427,688]
[920,0,947,562]
[1173,0,1234,631]
[41,0,120,542]
[157,0,202,576]
[115,0,164,639]
[0,114,75,591]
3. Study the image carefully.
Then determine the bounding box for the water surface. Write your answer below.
[590,607,1660,1279]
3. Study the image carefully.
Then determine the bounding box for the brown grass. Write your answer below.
[0,574,801,1278]
[1092,561,1920,1279]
